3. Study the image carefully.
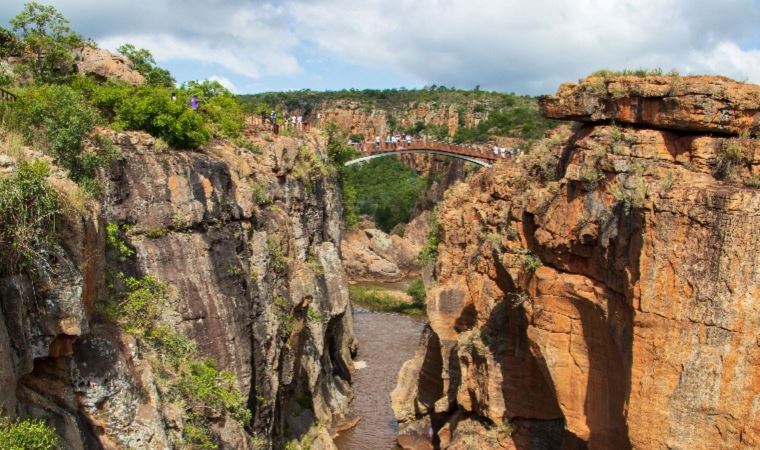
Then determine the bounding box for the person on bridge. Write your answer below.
[375,136,381,148]
[405,134,412,145]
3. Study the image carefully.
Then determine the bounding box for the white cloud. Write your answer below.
[208,75,239,93]
[287,0,760,92]
[2,0,760,93]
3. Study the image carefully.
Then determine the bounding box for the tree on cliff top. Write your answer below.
[116,43,175,87]
[10,2,84,82]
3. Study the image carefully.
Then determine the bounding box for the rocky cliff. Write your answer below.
[392,75,760,450]
[0,129,355,449]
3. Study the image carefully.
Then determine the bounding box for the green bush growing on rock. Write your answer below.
[114,85,211,149]
[417,210,441,265]
[714,140,749,181]
[406,277,426,305]
[12,84,118,188]
[522,252,543,272]
[106,223,134,257]
[184,80,246,139]
[0,160,60,276]
[0,416,60,450]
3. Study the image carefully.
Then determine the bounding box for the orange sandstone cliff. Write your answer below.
[392,75,760,450]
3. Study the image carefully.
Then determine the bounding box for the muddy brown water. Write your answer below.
[334,306,426,450]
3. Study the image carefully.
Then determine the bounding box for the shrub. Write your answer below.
[522,252,543,272]
[184,80,246,139]
[292,145,333,192]
[417,211,441,265]
[306,306,323,322]
[0,416,60,450]
[611,175,647,215]
[714,140,748,181]
[405,277,426,305]
[12,84,117,184]
[0,160,59,276]
[106,223,134,257]
[267,237,288,273]
[111,274,167,334]
[114,85,211,149]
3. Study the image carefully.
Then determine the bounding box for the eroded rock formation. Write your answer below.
[0,130,354,449]
[394,76,760,450]
[73,47,145,85]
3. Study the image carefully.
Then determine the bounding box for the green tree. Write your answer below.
[116,43,175,87]
[0,26,22,58]
[10,2,84,82]
[184,80,245,138]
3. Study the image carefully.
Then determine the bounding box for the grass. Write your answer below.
[349,284,426,316]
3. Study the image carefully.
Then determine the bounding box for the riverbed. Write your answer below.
[334,306,426,450]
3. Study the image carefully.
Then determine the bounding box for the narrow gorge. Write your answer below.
[1,5,759,448]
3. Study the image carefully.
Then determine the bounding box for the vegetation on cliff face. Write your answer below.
[0,159,60,276]
[103,273,252,448]
[0,416,60,450]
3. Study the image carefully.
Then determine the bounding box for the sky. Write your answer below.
[2,0,760,95]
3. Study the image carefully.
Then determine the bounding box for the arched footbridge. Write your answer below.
[344,140,505,168]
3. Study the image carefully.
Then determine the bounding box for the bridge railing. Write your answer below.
[359,139,500,161]
[0,87,16,103]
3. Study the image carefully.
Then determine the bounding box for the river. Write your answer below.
[334,306,426,450]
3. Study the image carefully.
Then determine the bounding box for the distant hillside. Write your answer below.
[239,87,556,142]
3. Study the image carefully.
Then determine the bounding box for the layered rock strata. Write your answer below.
[0,130,354,449]
[393,76,760,450]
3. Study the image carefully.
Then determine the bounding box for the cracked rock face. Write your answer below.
[0,129,355,449]
[395,76,760,450]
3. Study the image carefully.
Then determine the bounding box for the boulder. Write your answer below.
[73,47,145,85]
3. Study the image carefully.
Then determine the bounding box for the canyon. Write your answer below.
[1,69,759,450]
